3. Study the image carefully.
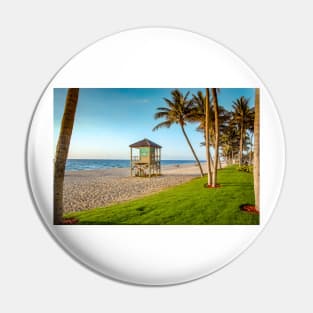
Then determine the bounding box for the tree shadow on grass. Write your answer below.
[221,182,253,188]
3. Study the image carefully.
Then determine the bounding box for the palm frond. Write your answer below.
[152,120,173,131]
[163,97,177,109]
[183,91,190,102]
[154,111,170,120]
[155,106,171,112]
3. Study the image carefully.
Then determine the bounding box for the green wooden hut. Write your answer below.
[129,138,162,177]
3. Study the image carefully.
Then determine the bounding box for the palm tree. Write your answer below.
[190,90,212,184]
[216,103,231,169]
[191,90,231,178]
[205,88,212,186]
[153,89,204,177]
[232,96,254,166]
[54,88,80,224]
[211,88,219,187]
[253,88,260,212]
[220,124,239,165]
[247,129,254,165]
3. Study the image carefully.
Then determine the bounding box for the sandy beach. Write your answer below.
[63,163,206,212]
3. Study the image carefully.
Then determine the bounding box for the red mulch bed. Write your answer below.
[240,204,259,214]
[204,183,221,188]
[62,218,79,225]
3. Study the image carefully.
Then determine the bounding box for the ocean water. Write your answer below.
[65,159,198,171]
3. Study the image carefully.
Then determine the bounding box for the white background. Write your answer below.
[0,1,312,312]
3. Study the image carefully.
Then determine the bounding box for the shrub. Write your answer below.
[237,165,253,173]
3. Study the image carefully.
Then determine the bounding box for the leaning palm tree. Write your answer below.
[211,88,219,187]
[190,91,206,129]
[54,88,80,224]
[153,89,204,177]
[232,96,254,166]
[253,88,260,212]
[190,90,212,184]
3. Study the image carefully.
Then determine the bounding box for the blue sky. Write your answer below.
[54,88,255,160]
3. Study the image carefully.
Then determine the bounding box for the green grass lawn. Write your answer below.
[65,166,259,225]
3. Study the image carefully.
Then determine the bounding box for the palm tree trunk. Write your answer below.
[54,88,79,224]
[253,88,260,212]
[204,136,213,182]
[239,121,244,166]
[249,133,254,165]
[180,124,204,177]
[207,144,214,167]
[205,88,212,185]
[212,88,219,187]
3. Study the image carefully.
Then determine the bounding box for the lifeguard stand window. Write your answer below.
[140,147,149,157]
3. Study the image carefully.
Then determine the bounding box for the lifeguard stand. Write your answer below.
[129,138,162,177]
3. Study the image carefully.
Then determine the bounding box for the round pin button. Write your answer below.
[26,28,285,285]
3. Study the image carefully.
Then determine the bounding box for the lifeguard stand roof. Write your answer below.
[129,138,162,148]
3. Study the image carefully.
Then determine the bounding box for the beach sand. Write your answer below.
[63,163,205,212]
